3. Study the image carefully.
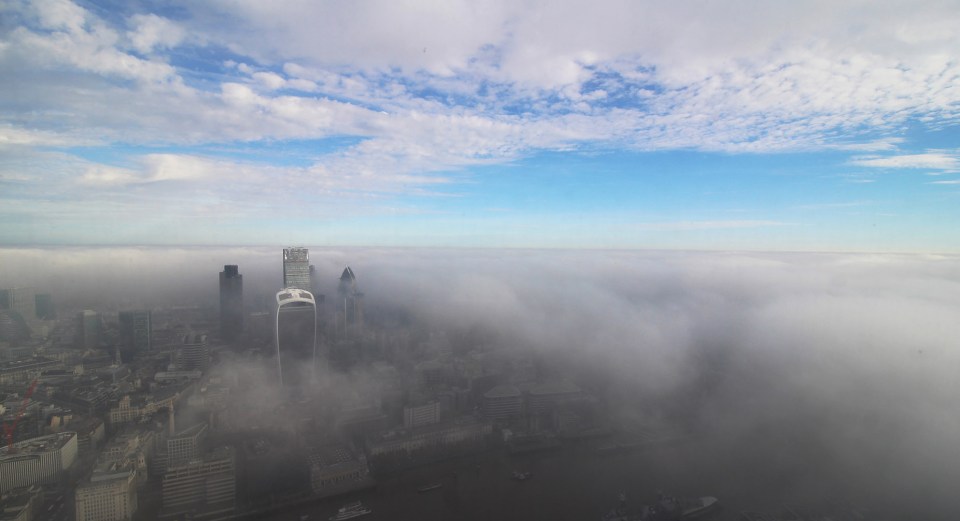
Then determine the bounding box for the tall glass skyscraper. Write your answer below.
[282,248,311,291]
[219,265,244,342]
[275,288,317,387]
[119,310,152,361]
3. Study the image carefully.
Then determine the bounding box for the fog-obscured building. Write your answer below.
[482,384,523,422]
[34,294,54,320]
[308,444,373,497]
[366,418,491,461]
[0,357,58,386]
[403,401,440,429]
[161,447,235,519]
[0,310,31,343]
[0,288,36,322]
[78,310,102,349]
[175,334,209,372]
[219,265,244,342]
[527,381,583,415]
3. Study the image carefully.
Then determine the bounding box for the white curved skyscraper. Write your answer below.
[275,288,317,387]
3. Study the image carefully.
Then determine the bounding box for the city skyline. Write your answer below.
[1,1,958,252]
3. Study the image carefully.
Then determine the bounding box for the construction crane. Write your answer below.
[3,379,39,452]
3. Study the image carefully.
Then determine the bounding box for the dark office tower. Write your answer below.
[282,248,311,292]
[219,265,244,342]
[35,294,55,320]
[337,267,364,338]
[118,310,152,361]
[275,288,317,387]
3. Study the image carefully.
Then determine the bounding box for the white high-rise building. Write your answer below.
[282,248,311,292]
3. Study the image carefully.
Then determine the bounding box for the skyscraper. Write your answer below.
[218,265,243,342]
[282,248,311,292]
[78,310,102,349]
[34,294,55,320]
[275,288,317,387]
[118,310,152,361]
[176,334,210,372]
[337,267,364,338]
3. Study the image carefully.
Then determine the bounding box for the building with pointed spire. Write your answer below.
[337,267,364,339]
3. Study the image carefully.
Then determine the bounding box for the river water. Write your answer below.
[262,435,901,521]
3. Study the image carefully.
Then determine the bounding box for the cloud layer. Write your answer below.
[2,0,959,246]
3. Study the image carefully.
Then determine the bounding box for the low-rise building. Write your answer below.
[108,390,181,425]
[482,384,522,422]
[75,463,138,521]
[308,444,373,497]
[0,485,43,521]
[366,417,491,459]
[0,432,77,493]
[402,401,440,429]
[161,447,235,519]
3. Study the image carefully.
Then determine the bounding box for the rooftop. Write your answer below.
[484,384,521,399]
[0,432,76,459]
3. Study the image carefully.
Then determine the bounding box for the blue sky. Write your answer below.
[1,0,959,251]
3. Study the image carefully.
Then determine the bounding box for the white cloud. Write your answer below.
[252,71,286,91]
[79,154,232,186]
[127,14,186,54]
[851,152,959,171]
[3,0,960,242]
[636,220,788,231]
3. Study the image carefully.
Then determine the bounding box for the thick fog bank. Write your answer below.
[2,246,959,516]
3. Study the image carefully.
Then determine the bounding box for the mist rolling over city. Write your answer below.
[2,1,960,521]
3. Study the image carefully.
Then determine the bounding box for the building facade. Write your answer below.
[282,248,311,292]
[175,334,210,372]
[78,310,102,349]
[161,447,235,519]
[403,402,440,429]
[75,466,138,521]
[166,423,207,469]
[482,384,523,422]
[118,310,152,361]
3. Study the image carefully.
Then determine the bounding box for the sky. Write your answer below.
[1,0,959,251]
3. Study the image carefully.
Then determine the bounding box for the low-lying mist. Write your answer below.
[2,246,958,518]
